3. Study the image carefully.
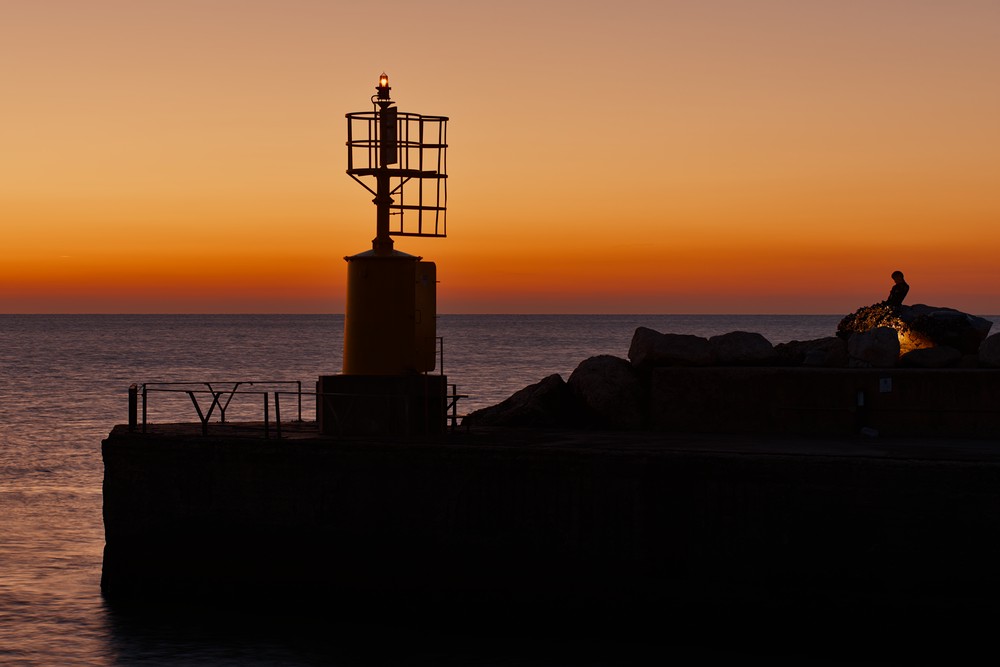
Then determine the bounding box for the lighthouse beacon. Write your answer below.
[318,74,450,435]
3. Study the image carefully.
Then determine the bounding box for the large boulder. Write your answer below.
[980,333,1000,368]
[838,303,905,337]
[708,331,777,366]
[839,303,992,355]
[848,327,900,368]
[837,303,931,355]
[628,327,712,369]
[461,374,577,428]
[898,305,993,355]
[774,337,848,367]
[567,355,645,430]
[900,345,962,368]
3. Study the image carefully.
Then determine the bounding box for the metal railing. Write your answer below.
[129,381,303,437]
[128,380,468,439]
[126,340,467,438]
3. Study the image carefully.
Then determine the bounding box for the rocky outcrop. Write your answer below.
[980,333,1000,368]
[462,374,577,428]
[628,327,711,369]
[838,303,908,339]
[709,331,777,366]
[847,327,900,368]
[900,346,962,369]
[839,303,992,355]
[463,322,1000,435]
[567,355,644,430]
[899,305,994,355]
[774,337,849,367]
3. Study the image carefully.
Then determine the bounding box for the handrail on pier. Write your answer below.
[128,380,303,438]
[125,340,467,438]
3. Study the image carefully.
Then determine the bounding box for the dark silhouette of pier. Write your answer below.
[102,419,1000,658]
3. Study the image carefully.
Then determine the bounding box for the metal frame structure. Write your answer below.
[345,79,449,244]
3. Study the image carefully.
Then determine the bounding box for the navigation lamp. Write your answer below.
[376,72,391,100]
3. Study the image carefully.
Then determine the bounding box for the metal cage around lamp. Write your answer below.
[346,107,448,239]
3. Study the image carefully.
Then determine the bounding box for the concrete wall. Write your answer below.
[102,425,1000,628]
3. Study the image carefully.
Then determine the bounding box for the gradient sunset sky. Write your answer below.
[4,1,998,314]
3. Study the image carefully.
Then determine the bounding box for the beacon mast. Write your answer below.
[318,74,450,435]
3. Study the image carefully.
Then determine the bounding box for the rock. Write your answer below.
[899,305,994,355]
[980,333,1000,368]
[837,303,907,339]
[959,354,981,369]
[900,345,962,368]
[839,303,992,355]
[895,329,936,356]
[461,374,577,428]
[848,327,900,368]
[803,344,848,367]
[774,337,848,367]
[628,327,712,369]
[708,331,776,366]
[567,355,645,430]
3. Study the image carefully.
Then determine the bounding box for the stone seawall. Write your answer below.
[102,423,1000,634]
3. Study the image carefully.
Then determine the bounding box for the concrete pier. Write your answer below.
[102,419,1000,647]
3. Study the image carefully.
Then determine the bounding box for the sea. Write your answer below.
[2,313,995,665]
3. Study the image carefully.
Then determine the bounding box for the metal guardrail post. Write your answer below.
[128,384,137,432]
[141,384,147,434]
[449,383,457,431]
[274,392,282,440]
[187,390,221,436]
[263,392,270,440]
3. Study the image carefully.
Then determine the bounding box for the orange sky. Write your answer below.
[4,1,999,314]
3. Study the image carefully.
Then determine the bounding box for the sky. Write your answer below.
[3,0,999,314]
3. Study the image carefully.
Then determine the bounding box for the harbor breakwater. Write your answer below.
[464,325,1000,436]
[102,323,1000,648]
[102,410,1000,637]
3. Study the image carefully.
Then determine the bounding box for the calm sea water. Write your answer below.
[1,313,992,664]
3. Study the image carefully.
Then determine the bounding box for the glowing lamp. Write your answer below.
[376,72,391,100]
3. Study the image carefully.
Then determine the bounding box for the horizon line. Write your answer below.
[3,312,998,317]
